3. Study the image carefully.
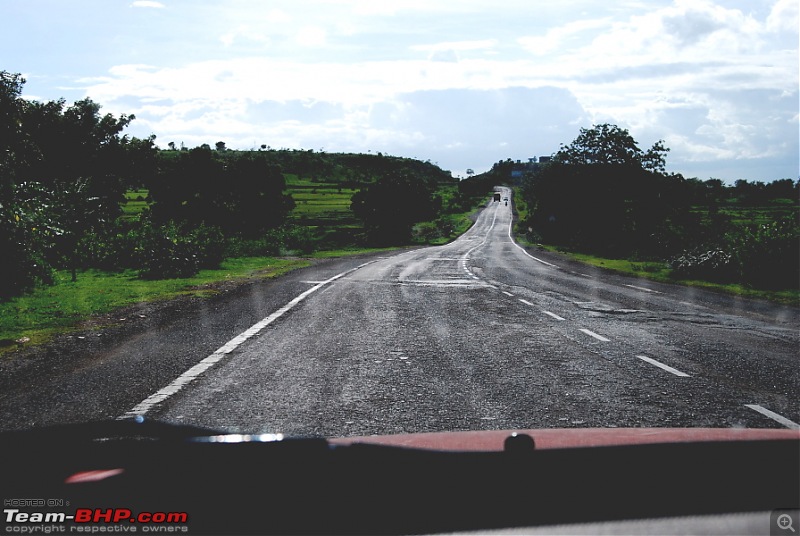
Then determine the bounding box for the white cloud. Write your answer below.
[411,39,498,53]
[295,26,327,47]
[767,0,799,33]
[410,39,498,62]
[48,0,794,181]
[130,1,165,8]
[518,19,612,56]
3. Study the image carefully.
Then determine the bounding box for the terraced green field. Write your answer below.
[691,198,798,226]
[120,189,150,220]
[285,174,361,225]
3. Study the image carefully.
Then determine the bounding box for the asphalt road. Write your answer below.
[2,187,798,435]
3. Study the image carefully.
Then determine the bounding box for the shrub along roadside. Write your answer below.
[1,199,487,352]
[528,243,799,306]
[668,218,799,290]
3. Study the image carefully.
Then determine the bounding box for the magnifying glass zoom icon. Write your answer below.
[778,514,796,532]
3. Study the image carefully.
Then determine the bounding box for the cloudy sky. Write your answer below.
[2,0,797,182]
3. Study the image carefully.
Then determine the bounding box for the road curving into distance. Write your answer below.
[141,187,800,435]
[2,187,797,434]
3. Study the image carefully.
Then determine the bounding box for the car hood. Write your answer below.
[331,426,800,451]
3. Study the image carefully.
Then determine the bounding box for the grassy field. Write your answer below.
[285,174,360,225]
[7,177,486,355]
[691,198,798,226]
[528,244,799,306]
[4,183,490,354]
[120,188,150,220]
[506,184,799,305]
[0,257,310,354]
[283,174,364,247]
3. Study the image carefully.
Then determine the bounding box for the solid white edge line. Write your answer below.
[745,404,800,430]
[625,284,661,294]
[543,310,566,321]
[635,355,690,377]
[579,328,610,342]
[119,260,377,420]
[507,211,557,268]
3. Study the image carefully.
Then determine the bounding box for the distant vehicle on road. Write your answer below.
[493,193,501,202]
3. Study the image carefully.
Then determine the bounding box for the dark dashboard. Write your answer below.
[1,420,798,535]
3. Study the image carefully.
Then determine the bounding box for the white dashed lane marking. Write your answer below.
[745,404,800,430]
[624,284,661,294]
[636,355,690,377]
[579,328,610,342]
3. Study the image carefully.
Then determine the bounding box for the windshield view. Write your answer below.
[1,1,798,534]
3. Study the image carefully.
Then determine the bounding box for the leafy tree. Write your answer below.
[1,71,155,292]
[0,71,31,194]
[523,124,686,258]
[50,178,119,282]
[0,182,56,299]
[351,170,439,245]
[148,149,294,237]
[552,123,669,173]
[224,154,294,236]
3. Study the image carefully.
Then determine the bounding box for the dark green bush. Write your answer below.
[733,219,799,290]
[1,182,56,299]
[413,221,440,242]
[670,218,799,289]
[137,221,199,279]
[223,225,316,257]
[77,224,141,271]
[189,224,226,268]
[279,225,316,254]
[223,236,280,258]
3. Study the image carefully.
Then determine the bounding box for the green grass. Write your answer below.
[12,181,482,356]
[691,199,798,227]
[532,245,799,305]
[308,246,409,258]
[284,175,487,249]
[0,257,310,353]
[284,175,361,229]
[510,188,529,235]
[120,189,150,220]
[418,212,479,246]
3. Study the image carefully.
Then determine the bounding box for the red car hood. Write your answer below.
[330,427,800,451]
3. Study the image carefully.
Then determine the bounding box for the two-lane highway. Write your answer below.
[135,187,800,435]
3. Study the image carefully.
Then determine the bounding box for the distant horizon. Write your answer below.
[5,0,797,184]
[111,140,796,184]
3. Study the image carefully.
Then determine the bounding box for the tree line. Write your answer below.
[1,71,459,299]
[492,124,797,290]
